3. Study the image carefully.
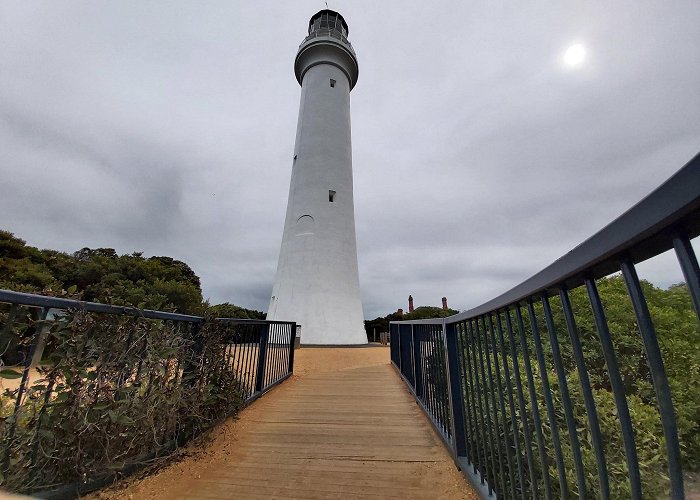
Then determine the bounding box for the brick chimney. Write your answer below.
[408,295,414,313]
[442,297,448,310]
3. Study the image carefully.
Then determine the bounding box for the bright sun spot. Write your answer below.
[563,43,586,67]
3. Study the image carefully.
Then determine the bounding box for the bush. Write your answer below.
[455,276,699,498]
[0,308,245,494]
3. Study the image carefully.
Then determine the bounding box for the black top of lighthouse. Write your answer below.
[308,10,349,37]
[295,9,358,90]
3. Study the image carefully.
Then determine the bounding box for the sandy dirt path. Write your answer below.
[90,346,477,499]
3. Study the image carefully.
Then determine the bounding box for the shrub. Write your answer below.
[0,308,245,494]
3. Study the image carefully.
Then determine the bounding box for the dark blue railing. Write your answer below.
[391,151,700,499]
[0,290,296,497]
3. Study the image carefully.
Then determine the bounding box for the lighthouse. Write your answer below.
[267,10,366,345]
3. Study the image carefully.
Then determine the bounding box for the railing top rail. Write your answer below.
[452,151,700,321]
[215,318,296,326]
[0,289,296,326]
[0,289,204,323]
[393,151,700,325]
[390,318,448,326]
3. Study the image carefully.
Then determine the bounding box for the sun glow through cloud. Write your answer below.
[563,43,586,67]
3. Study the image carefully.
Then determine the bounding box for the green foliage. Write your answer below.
[63,247,204,314]
[0,229,258,317]
[0,232,62,293]
[207,302,265,320]
[402,306,459,321]
[456,276,699,498]
[0,231,205,314]
[365,305,458,341]
[0,308,246,494]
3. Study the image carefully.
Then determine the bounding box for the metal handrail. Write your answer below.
[391,151,700,500]
[453,151,700,321]
[0,290,296,497]
[0,289,203,322]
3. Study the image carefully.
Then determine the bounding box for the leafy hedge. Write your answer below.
[456,276,699,498]
[0,307,245,495]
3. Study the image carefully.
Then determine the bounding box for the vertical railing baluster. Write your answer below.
[673,233,700,322]
[463,320,485,478]
[444,321,464,455]
[621,258,685,499]
[416,327,426,409]
[172,321,185,387]
[396,323,402,371]
[430,326,440,426]
[255,325,270,392]
[559,287,610,499]
[232,326,242,387]
[244,326,254,398]
[276,325,283,383]
[432,327,442,432]
[413,325,423,399]
[528,298,568,498]
[541,295,586,499]
[496,311,526,500]
[488,313,517,500]
[457,322,478,472]
[465,320,491,484]
[473,318,498,494]
[237,325,247,397]
[263,325,270,387]
[585,278,642,500]
[276,325,283,382]
[468,318,491,486]
[266,325,273,387]
[514,304,552,500]
[423,327,431,413]
[410,324,417,391]
[288,323,297,375]
[428,327,444,434]
[428,327,440,428]
[438,325,451,435]
[3,306,49,475]
[504,307,539,498]
[480,315,506,496]
[422,327,432,417]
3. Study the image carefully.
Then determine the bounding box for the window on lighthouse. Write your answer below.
[330,79,336,88]
[329,190,336,202]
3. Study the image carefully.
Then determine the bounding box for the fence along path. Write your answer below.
[118,347,476,500]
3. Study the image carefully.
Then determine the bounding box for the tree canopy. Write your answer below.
[364,305,459,339]
[0,230,263,318]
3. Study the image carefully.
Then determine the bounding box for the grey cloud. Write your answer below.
[1,1,699,321]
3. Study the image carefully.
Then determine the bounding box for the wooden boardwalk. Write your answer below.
[175,348,475,499]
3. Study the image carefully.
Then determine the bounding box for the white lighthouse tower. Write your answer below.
[267,10,366,345]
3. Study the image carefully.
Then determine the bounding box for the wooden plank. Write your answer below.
[179,351,476,499]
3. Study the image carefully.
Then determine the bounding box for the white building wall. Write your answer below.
[267,48,365,344]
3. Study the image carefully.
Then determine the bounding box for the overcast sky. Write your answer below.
[1,1,699,318]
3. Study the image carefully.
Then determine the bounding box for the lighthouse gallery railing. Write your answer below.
[391,151,700,500]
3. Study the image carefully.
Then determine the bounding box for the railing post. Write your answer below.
[413,325,423,398]
[396,323,402,371]
[287,322,297,375]
[254,323,270,393]
[181,321,204,387]
[410,324,417,390]
[621,258,684,499]
[673,233,700,323]
[443,320,467,458]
